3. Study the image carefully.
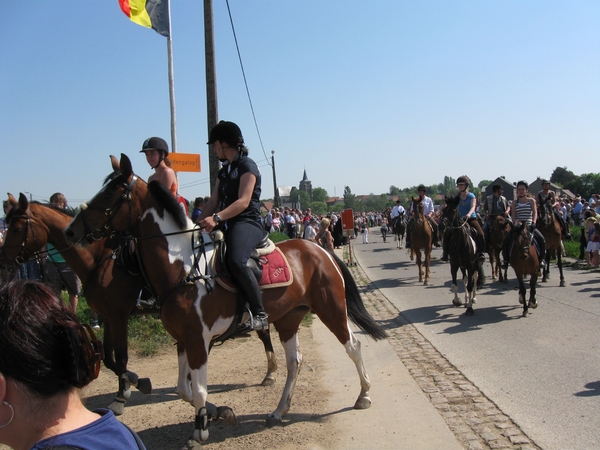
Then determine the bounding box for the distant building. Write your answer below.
[483,177,516,202]
[528,178,575,200]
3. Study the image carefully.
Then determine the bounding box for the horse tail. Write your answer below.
[332,253,388,341]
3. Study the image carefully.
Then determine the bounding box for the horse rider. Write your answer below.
[390,199,406,232]
[442,176,486,263]
[199,121,269,331]
[537,179,571,240]
[482,184,511,252]
[501,180,546,269]
[406,185,441,249]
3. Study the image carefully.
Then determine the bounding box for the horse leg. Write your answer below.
[266,329,303,427]
[255,328,278,386]
[557,252,565,287]
[528,272,538,310]
[416,251,423,282]
[451,265,462,306]
[104,315,151,415]
[424,248,431,285]
[542,253,550,282]
[471,269,478,305]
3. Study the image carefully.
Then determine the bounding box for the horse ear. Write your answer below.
[110,155,120,171]
[7,193,17,207]
[18,193,29,210]
[119,154,133,179]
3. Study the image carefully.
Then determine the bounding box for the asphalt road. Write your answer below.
[350,229,600,450]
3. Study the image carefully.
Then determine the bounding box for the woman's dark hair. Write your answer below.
[0,280,102,398]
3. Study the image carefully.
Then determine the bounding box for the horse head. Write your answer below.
[0,193,46,265]
[512,221,533,260]
[439,195,461,234]
[65,154,143,247]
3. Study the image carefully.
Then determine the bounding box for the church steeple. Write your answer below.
[299,168,312,201]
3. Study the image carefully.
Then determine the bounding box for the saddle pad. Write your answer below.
[215,247,293,293]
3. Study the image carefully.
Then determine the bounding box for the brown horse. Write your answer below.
[508,222,539,317]
[64,154,387,443]
[488,215,511,282]
[1,193,278,415]
[537,200,565,287]
[409,196,433,285]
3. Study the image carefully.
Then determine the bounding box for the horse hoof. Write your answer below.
[136,377,152,395]
[522,309,528,317]
[107,398,126,416]
[216,406,238,426]
[472,297,477,304]
[261,376,276,387]
[354,396,372,409]
[265,414,282,428]
[452,300,462,307]
[465,307,474,316]
[560,281,566,287]
[193,428,209,442]
[529,300,538,309]
[424,281,429,286]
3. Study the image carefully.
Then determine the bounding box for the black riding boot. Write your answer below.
[556,212,571,240]
[429,219,441,247]
[533,229,546,268]
[234,267,268,331]
[477,234,486,263]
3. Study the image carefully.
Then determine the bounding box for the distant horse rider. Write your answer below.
[442,176,486,264]
[406,185,440,249]
[537,179,571,240]
[483,184,511,252]
[501,180,546,269]
[390,199,406,233]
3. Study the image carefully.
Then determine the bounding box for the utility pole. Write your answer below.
[204,0,219,193]
[271,150,279,208]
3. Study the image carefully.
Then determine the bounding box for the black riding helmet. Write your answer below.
[140,137,169,169]
[140,137,169,157]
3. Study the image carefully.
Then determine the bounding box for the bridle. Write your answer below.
[77,175,138,244]
[0,211,41,265]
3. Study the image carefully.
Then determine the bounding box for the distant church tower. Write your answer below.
[299,169,313,201]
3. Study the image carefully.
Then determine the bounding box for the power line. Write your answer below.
[225,0,271,168]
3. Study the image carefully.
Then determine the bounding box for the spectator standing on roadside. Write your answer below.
[44,193,82,315]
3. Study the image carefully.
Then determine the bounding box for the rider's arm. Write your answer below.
[530,198,538,224]
[197,179,220,224]
[465,195,477,219]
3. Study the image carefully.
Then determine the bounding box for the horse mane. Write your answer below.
[103,170,121,186]
[5,201,74,223]
[147,181,187,230]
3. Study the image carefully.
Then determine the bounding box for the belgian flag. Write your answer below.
[118,0,170,38]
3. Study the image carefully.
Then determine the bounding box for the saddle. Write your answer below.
[210,230,293,293]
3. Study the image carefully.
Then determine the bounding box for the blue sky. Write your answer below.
[1,1,598,205]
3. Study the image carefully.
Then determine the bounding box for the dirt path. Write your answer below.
[83,324,339,450]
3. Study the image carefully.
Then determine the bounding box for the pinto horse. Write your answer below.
[508,222,539,317]
[488,215,511,282]
[392,213,407,249]
[64,154,387,443]
[409,197,433,285]
[439,196,480,315]
[537,200,565,287]
[1,193,278,416]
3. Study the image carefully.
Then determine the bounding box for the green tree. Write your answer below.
[312,187,328,203]
[309,201,328,215]
[572,173,600,199]
[478,180,493,189]
[343,186,356,210]
[550,167,578,189]
[443,176,455,194]
[389,185,401,196]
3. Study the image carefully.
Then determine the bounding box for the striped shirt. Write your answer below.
[514,199,533,225]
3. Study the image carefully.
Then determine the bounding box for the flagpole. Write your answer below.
[167,2,177,153]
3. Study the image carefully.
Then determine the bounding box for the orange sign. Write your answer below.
[169,153,201,172]
[341,209,354,231]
